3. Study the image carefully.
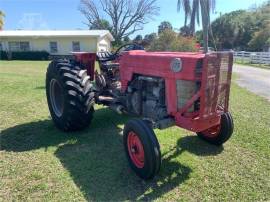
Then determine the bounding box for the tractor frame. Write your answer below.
[46,46,234,180]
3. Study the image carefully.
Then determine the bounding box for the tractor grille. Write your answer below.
[176,80,197,112]
[218,55,231,108]
[175,53,232,116]
[202,52,233,116]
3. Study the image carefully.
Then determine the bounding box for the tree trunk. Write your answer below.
[200,0,209,53]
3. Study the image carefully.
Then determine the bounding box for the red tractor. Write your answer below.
[46,44,234,179]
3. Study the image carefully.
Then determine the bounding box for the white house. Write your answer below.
[0,30,114,55]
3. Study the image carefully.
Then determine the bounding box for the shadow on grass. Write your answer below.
[35,86,45,90]
[0,107,222,201]
[0,108,125,152]
[176,135,224,156]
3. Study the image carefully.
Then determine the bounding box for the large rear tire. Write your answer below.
[197,112,234,145]
[46,60,95,131]
[123,119,161,180]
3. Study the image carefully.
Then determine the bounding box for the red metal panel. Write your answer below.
[165,79,177,114]
[73,52,96,81]
[175,113,221,132]
[119,51,204,91]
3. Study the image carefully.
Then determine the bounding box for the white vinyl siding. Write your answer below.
[98,37,110,51]
[0,30,113,55]
[0,37,103,55]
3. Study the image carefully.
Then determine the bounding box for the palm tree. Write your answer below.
[177,0,216,53]
[0,11,5,30]
[177,0,191,27]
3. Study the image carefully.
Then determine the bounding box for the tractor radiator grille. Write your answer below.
[176,80,197,112]
[218,55,230,108]
[202,52,233,116]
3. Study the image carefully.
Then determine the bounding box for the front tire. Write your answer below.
[197,112,234,145]
[123,119,161,180]
[46,60,95,131]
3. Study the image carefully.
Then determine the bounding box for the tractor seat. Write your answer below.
[96,51,116,62]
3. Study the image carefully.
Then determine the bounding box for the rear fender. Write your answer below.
[73,52,96,81]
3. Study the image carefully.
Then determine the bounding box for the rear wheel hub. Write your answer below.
[49,79,64,117]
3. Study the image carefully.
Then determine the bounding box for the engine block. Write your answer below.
[127,76,168,121]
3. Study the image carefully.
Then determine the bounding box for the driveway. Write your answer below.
[233,64,270,101]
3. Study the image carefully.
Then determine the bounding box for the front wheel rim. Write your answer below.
[49,79,64,117]
[127,131,145,168]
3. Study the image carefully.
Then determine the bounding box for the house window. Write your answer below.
[0,42,2,51]
[8,41,30,51]
[8,42,20,51]
[20,42,30,51]
[50,42,58,53]
[72,41,80,52]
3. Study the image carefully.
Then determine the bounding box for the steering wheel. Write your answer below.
[114,43,144,57]
[97,43,144,62]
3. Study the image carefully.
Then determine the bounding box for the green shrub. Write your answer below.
[148,29,197,52]
[0,51,8,60]
[0,51,49,60]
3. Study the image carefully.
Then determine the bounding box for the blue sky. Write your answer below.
[0,0,266,38]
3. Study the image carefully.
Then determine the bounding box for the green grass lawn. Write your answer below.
[0,61,270,201]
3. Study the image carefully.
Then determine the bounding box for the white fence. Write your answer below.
[234,51,270,65]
